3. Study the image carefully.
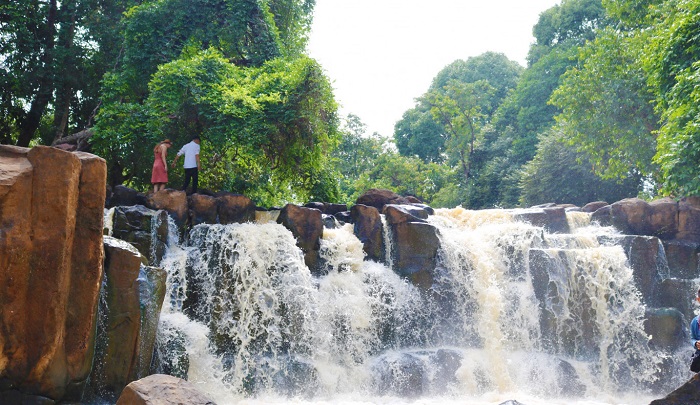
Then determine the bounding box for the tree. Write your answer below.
[520,129,642,206]
[92,50,339,204]
[645,0,700,195]
[550,27,659,180]
[331,114,386,202]
[422,79,496,185]
[0,0,139,146]
[393,52,522,165]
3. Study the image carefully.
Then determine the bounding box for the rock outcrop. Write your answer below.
[0,145,106,402]
[650,373,700,405]
[116,374,216,405]
[88,237,167,403]
[277,204,323,274]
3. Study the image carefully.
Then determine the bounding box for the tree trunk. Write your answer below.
[16,0,58,147]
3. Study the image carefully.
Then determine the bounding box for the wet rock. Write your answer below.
[644,308,686,352]
[351,204,384,262]
[189,194,217,226]
[655,278,697,322]
[217,192,256,224]
[0,145,106,401]
[383,204,430,222]
[145,189,188,226]
[513,207,569,234]
[649,373,700,405]
[356,188,411,211]
[390,219,440,290]
[597,235,668,306]
[662,240,700,279]
[322,214,341,229]
[582,201,608,213]
[90,237,167,403]
[151,328,190,380]
[111,205,169,266]
[277,204,323,274]
[591,204,612,226]
[116,374,216,405]
[334,211,352,224]
[556,359,586,396]
[373,353,426,398]
[649,198,679,240]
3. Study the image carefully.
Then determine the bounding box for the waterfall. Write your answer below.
[152,207,681,404]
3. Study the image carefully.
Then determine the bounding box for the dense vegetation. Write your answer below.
[2,0,700,207]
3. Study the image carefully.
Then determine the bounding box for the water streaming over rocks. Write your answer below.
[151,207,688,404]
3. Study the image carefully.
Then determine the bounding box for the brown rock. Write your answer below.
[390,221,440,290]
[678,199,700,243]
[351,204,384,262]
[513,207,570,233]
[581,201,608,213]
[649,198,679,240]
[383,204,429,224]
[610,198,652,235]
[64,152,107,398]
[117,374,216,405]
[89,237,144,402]
[356,188,410,211]
[146,189,188,226]
[189,194,217,225]
[0,145,106,401]
[216,192,256,224]
[277,204,323,274]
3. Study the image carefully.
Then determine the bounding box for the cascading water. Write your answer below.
[152,207,688,404]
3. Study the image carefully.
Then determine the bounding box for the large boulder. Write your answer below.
[108,184,147,208]
[111,205,169,266]
[0,145,106,402]
[89,237,167,403]
[677,198,700,243]
[116,374,216,405]
[384,205,440,289]
[351,204,384,262]
[662,240,700,279]
[277,204,323,274]
[597,235,669,306]
[216,192,256,224]
[188,194,217,226]
[513,206,569,234]
[356,188,411,211]
[146,189,188,227]
[644,308,687,352]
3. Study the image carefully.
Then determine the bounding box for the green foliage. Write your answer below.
[650,0,700,195]
[0,0,137,146]
[550,28,659,180]
[352,152,459,207]
[331,114,386,202]
[92,50,339,203]
[520,129,642,206]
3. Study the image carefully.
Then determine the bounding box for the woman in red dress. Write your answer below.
[151,139,172,192]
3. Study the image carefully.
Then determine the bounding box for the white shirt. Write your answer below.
[177,141,200,169]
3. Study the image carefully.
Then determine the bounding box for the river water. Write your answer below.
[152,207,689,405]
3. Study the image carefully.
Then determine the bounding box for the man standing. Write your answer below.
[171,136,201,194]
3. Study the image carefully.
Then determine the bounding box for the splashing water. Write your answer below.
[151,207,684,405]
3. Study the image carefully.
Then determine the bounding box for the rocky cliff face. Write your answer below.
[0,145,106,402]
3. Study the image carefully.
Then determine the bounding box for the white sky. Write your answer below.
[306,0,561,137]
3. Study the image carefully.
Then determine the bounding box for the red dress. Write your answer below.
[151,148,168,184]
